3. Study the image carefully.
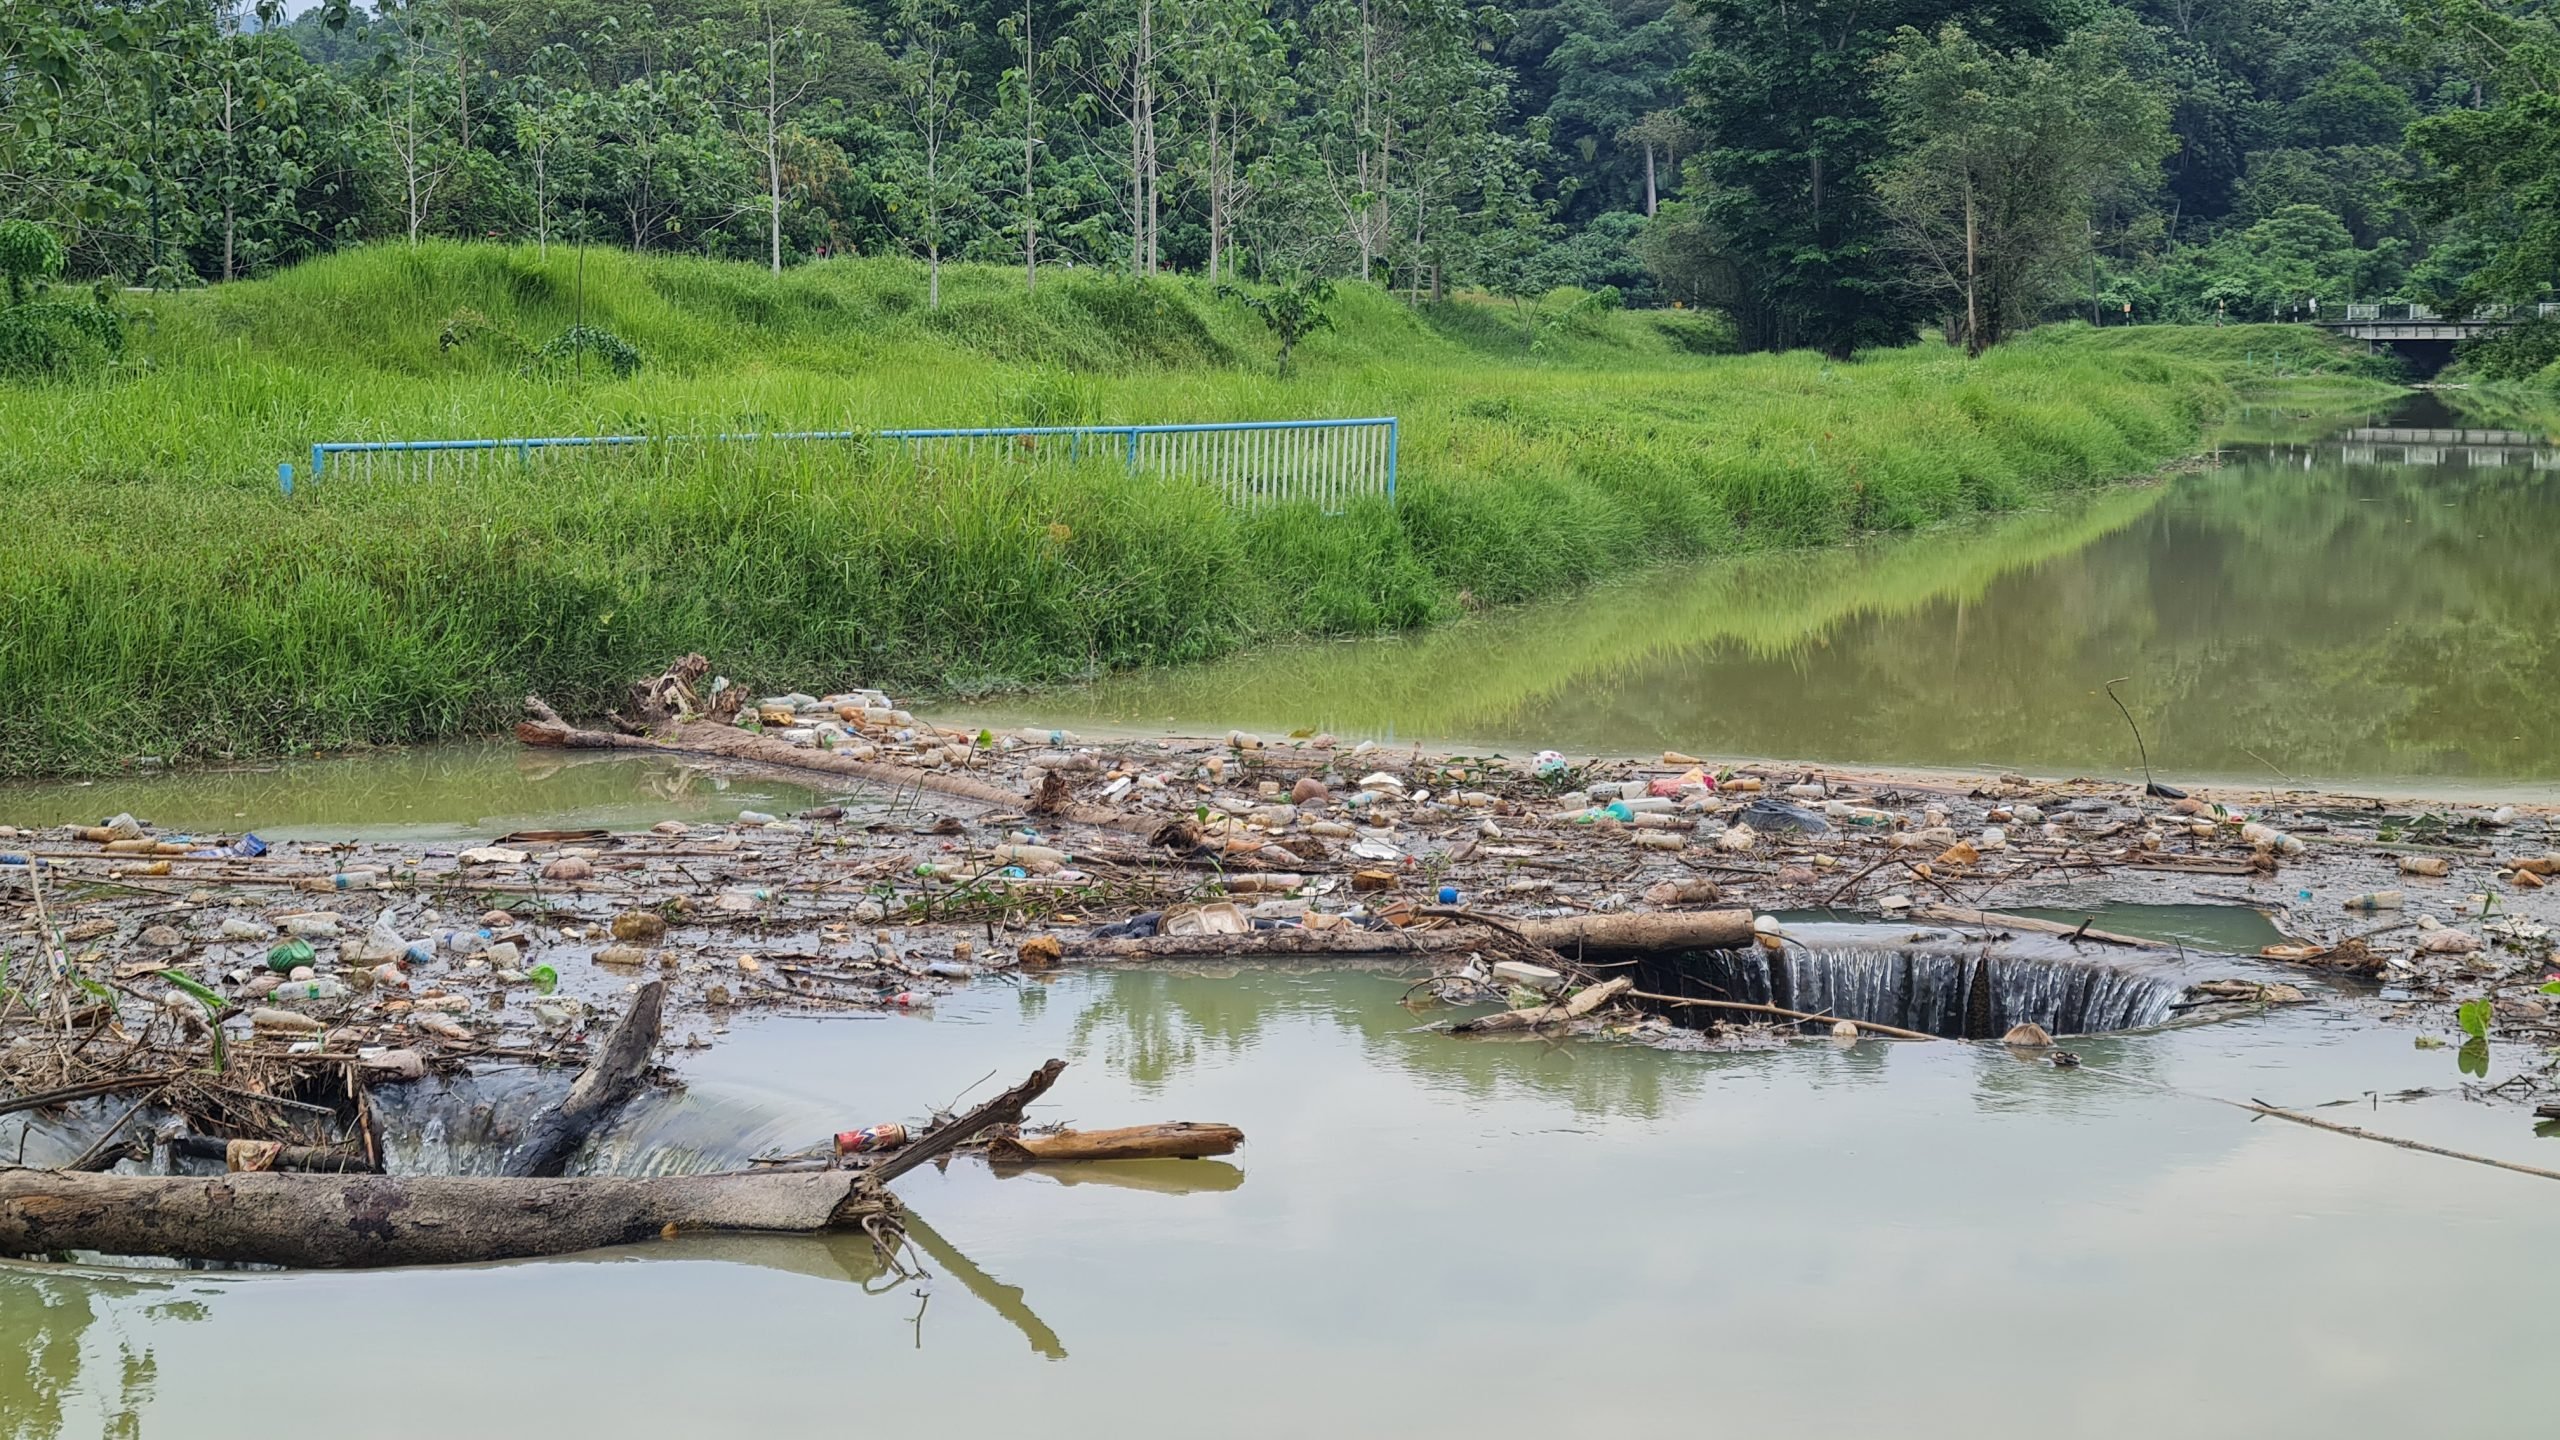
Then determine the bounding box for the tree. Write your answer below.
[724,0,834,273]
[2402,0,2560,309]
[1220,277,1332,372]
[1619,108,1692,216]
[0,220,65,306]
[509,49,595,259]
[1172,0,1289,281]
[1875,23,2172,352]
[374,0,463,245]
[1669,0,2072,356]
[886,0,974,305]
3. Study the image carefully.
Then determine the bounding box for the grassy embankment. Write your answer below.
[0,243,2382,776]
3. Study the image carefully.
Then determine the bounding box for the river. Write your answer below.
[5,393,2559,1436]
[7,968,2559,1436]
[959,391,2560,799]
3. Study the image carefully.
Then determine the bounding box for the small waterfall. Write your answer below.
[1635,946,2185,1038]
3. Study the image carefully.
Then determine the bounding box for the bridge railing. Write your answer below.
[283,417,1400,512]
[2337,300,2560,324]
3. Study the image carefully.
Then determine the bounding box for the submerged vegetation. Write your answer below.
[0,243,2380,777]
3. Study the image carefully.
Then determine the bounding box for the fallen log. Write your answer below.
[986,1122,1243,1163]
[506,979,663,1177]
[1450,976,1634,1034]
[0,1059,1070,1268]
[0,1167,891,1268]
[520,698,1155,838]
[1067,910,1757,962]
[1511,911,1755,951]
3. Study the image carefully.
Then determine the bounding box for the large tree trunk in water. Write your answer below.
[1,1061,1070,1268]
[506,980,664,1177]
[0,1169,888,1268]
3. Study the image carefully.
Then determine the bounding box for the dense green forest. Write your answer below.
[2,0,2556,369]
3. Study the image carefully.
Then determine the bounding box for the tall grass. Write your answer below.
[0,243,2380,775]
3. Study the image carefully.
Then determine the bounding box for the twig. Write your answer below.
[2102,677,2159,793]
[1626,989,1937,1041]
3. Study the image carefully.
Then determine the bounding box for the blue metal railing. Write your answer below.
[282,417,1399,510]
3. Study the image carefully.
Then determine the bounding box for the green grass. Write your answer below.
[0,243,2384,776]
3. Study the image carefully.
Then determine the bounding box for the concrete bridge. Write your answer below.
[2314,302,2560,370]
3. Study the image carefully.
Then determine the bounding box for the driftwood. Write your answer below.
[1450,976,1635,1034]
[506,980,664,1178]
[1069,910,1756,962]
[1510,912,1753,951]
[867,1059,1069,1184]
[986,1122,1243,1163]
[0,1059,1070,1268]
[521,698,1154,838]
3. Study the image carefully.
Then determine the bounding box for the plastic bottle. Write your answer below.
[885,990,932,1009]
[270,978,349,1002]
[440,928,492,955]
[298,869,381,893]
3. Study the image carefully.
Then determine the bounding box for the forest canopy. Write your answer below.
[2,0,2554,361]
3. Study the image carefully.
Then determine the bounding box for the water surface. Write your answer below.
[959,393,2560,796]
[7,966,2557,1437]
[0,741,830,841]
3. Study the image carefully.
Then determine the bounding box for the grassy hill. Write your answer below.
[0,243,2383,775]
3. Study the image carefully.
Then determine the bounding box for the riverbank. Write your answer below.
[0,243,2384,778]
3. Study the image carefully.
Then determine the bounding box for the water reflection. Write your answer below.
[957,392,2560,794]
[0,1267,191,1439]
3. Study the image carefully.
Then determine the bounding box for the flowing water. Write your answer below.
[6,967,2559,1437]
[957,393,2560,798]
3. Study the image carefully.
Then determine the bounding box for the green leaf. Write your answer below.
[2457,997,2492,1040]
[163,971,227,1015]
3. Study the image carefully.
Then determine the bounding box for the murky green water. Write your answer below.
[960,393,2560,797]
[0,741,831,842]
[8,966,2557,1437]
